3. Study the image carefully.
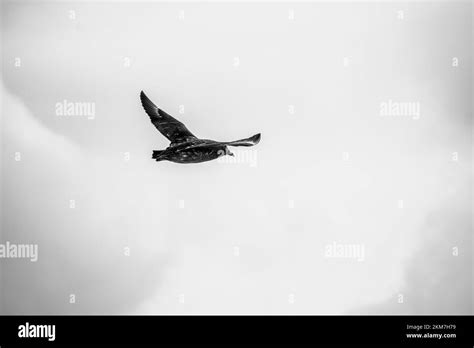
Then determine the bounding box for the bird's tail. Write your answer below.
[152,150,165,161]
[225,133,261,147]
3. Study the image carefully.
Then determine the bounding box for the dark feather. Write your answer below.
[140,91,197,145]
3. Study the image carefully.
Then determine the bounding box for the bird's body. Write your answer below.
[140,91,261,164]
[152,140,228,163]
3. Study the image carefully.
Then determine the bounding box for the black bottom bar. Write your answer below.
[0,315,473,346]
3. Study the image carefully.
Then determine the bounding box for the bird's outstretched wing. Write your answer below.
[140,91,197,145]
[224,133,261,147]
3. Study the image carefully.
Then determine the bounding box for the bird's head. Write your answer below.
[225,147,234,157]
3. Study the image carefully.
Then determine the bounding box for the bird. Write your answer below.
[140,91,261,164]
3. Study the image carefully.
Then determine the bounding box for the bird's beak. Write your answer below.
[229,153,234,157]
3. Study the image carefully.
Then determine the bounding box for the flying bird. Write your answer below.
[140,91,261,164]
